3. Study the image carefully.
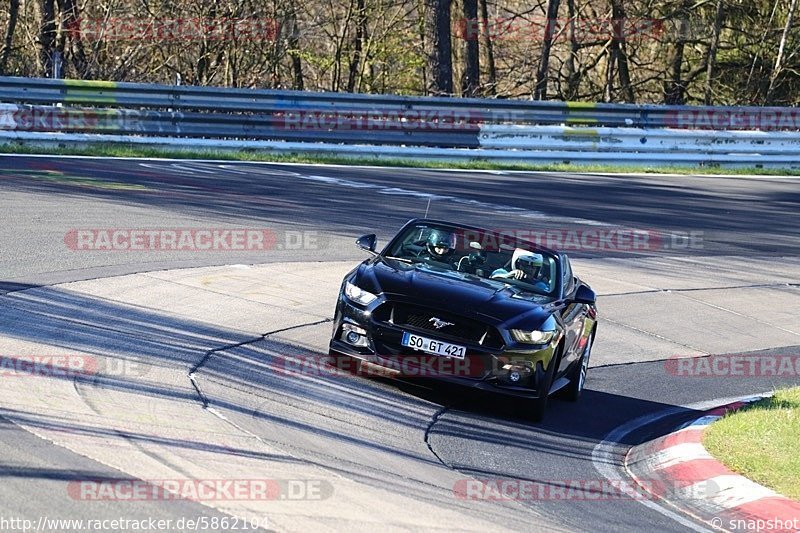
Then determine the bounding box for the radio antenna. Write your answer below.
[424,197,432,218]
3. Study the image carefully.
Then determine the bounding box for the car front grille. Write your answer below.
[385,303,503,348]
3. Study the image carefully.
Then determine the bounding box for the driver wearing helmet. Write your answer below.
[424,229,457,263]
[491,249,549,291]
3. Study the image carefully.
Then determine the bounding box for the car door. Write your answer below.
[558,255,586,374]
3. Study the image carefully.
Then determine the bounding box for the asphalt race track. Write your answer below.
[0,154,799,532]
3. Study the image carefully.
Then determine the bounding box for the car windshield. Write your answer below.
[384,223,560,297]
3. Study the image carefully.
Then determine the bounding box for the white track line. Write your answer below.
[3,153,800,179]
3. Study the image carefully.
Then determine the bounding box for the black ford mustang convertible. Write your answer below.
[329,219,598,422]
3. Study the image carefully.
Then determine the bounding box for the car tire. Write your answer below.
[515,352,557,423]
[562,333,593,402]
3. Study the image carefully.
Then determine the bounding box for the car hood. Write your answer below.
[356,258,555,328]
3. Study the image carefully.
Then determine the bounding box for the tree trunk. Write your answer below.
[663,0,692,104]
[196,2,219,85]
[38,0,57,77]
[534,0,561,100]
[746,0,779,99]
[331,0,356,91]
[461,0,480,96]
[704,0,725,105]
[604,46,615,102]
[426,0,453,95]
[766,0,798,104]
[59,0,88,78]
[609,0,634,102]
[346,0,367,92]
[564,0,580,99]
[287,6,304,91]
[478,0,496,95]
[0,0,20,75]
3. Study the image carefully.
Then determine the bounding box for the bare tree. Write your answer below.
[285,3,305,90]
[58,0,88,77]
[38,0,57,76]
[478,0,496,95]
[461,0,480,96]
[704,0,725,105]
[346,0,368,92]
[426,0,453,95]
[766,0,798,103]
[563,0,581,100]
[608,0,634,102]
[534,0,561,100]
[664,0,692,104]
[746,0,780,98]
[0,0,20,74]
[0,0,797,103]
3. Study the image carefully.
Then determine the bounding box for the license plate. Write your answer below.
[401,332,466,359]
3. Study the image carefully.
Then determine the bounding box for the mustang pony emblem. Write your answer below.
[429,317,454,329]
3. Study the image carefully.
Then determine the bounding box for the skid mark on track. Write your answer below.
[672,290,800,337]
[601,281,798,297]
[189,317,477,485]
[601,315,710,355]
[188,318,332,408]
[423,405,453,468]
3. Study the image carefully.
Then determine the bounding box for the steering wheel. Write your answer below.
[457,251,486,272]
[398,240,426,258]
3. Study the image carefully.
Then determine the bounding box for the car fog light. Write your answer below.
[501,363,531,385]
[341,323,369,348]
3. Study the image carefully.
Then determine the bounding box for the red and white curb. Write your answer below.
[625,397,800,532]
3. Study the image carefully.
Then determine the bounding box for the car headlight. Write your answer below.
[344,282,378,306]
[510,329,556,344]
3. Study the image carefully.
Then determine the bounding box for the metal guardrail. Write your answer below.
[480,125,800,154]
[0,76,658,126]
[2,76,800,128]
[1,76,799,168]
[0,103,481,148]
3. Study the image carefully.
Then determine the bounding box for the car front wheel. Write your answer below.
[562,333,593,402]
[514,353,557,423]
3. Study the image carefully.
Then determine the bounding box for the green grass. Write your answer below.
[2,142,800,176]
[704,387,800,500]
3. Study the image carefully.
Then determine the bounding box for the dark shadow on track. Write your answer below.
[0,282,39,295]
[2,284,796,460]
[1,283,798,533]
[2,157,800,258]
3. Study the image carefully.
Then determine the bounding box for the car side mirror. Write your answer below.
[356,234,377,254]
[574,285,596,305]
